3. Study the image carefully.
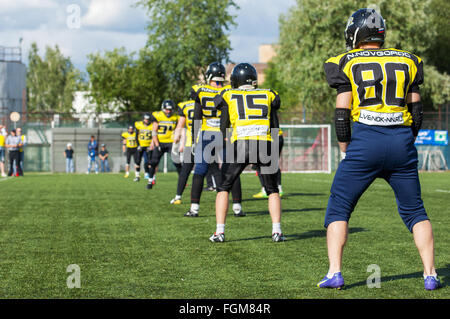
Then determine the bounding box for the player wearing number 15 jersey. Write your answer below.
[210,63,284,243]
[317,8,440,291]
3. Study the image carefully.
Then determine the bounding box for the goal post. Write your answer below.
[161,124,333,174]
[279,124,332,173]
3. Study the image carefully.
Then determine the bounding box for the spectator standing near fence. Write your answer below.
[99,144,110,173]
[87,135,99,174]
[5,129,22,177]
[0,125,7,177]
[16,127,26,175]
[64,143,74,173]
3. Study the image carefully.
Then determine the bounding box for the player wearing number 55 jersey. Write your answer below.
[317,8,440,291]
[185,62,243,218]
[209,63,284,243]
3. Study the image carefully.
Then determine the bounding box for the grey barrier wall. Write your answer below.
[52,128,125,173]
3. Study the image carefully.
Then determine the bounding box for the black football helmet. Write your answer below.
[205,62,226,82]
[230,63,258,88]
[345,8,385,51]
[161,99,175,116]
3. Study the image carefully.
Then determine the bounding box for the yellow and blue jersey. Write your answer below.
[152,110,179,144]
[215,87,280,143]
[177,100,195,147]
[121,131,138,149]
[134,120,153,147]
[190,84,231,132]
[324,48,423,127]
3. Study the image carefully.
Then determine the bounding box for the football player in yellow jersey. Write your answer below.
[134,113,153,181]
[146,99,182,189]
[209,63,284,243]
[252,128,284,198]
[185,62,243,218]
[16,127,26,176]
[121,125,139,179]
[317,9,440,290]
[0,125,6,177]
[169,100,195,204]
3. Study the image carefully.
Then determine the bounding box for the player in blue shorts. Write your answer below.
[317,8,440,290]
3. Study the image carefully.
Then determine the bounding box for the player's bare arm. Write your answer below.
[174,116,186,144]
[152,121,160,148]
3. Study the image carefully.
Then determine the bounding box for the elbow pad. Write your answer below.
[408,101,423,137]
[335,108,351,142]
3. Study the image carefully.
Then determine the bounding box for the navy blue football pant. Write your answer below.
[191,131,241,204]
[325,122,429,233]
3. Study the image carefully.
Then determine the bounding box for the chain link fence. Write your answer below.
[4,108,448,173]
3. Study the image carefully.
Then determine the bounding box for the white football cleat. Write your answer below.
[209,232,225,242]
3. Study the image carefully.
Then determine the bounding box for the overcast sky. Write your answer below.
[0,0,296,72]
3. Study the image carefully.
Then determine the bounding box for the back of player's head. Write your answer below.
[230,63,258,89]
[206,62,226,82]
[345,8,385,51]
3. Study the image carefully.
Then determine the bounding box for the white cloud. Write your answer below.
[0,0,58,12]
[81,0,147,32]
[0,0,296,71]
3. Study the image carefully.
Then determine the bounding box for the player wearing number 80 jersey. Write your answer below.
[318,8,440,291]
[324,47,423,127]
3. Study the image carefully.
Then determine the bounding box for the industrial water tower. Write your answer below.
[0,45,27,129]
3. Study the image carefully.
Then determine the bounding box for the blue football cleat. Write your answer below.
[317,272,345,289]
[424,276,442,291]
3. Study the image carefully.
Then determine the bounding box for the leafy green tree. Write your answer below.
[426,0,450,75]
[137,0,238,102]
[264,0,449,120]
[27,42,83,114]
[86,47,166,114]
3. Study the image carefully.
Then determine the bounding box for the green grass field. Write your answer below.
[0,172,448,299]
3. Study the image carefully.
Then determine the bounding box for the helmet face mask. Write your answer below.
[205,62,226,82]
[230,63,258,89]
[345,8,385,51]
